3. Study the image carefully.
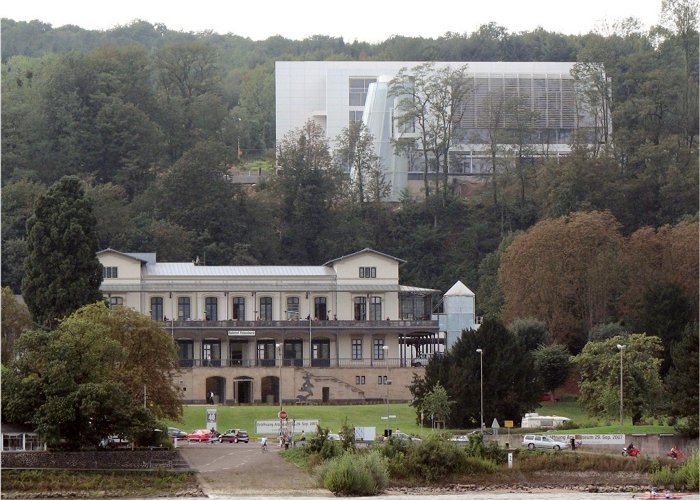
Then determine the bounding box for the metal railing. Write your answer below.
[179,357,407,369]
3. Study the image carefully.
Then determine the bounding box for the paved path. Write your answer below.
[178,441,329,497]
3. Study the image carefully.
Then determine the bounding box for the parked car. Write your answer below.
[187,429,212,442]
[167,427,187,439]
[392,431,422,442]
[449,434,469,444]
[219,429,249,443]
[327,433,341,441]
[522,434,568,451]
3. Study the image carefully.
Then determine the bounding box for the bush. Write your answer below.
[650,452,699,491]
[316,451,388,496]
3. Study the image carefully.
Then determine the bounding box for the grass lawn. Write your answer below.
[164,400,675,437]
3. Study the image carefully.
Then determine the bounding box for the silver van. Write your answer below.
[522,434,568,450]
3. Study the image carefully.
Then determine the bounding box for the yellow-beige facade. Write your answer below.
[97,248,446,405]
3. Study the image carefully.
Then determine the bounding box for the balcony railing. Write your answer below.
[179,357,407,369]
[164,319,436,329]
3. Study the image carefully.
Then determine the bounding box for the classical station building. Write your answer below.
[97,248,478,405]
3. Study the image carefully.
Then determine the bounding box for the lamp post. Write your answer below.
[382,345,390,433]
[276,342,283,410]
[617,344,626,426]
[476,348,483,432]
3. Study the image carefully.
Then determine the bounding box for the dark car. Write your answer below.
[167,427,187,439]
[219,429,249,443]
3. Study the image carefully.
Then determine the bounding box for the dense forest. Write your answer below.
[1,0,698,357]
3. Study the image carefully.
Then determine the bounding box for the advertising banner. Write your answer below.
[255,419,320,435]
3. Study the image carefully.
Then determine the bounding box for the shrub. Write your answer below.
[317,451,388,496]
[650,452,699,491]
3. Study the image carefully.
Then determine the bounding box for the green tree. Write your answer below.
[421,382,454,428]
[65,303,182,420]
[411,318,541,428]
[274,120,343,263]
[21,176,103,328]
[508,317,551,351]
[1,287,32,364]
[1,322,138,450]
[664,324,699,436]
[532,344,572,396]
[1,302,179,449]
[573,334,664,424]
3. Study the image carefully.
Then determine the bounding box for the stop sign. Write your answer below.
[278,410,288,420]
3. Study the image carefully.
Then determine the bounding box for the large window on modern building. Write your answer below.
[354,297,367,320]
[369,297,382,320]
[103,266,118,278]
[259,297,272,320]
[373,338,385,360]
[349,77,376,106]
[314,296,328,320]
[150,297,163,321]
[351,338,362,360]
[286,296,300,320]
[205,297,218,321]
[178,297,191,320]
[349,110,364,123]
[232,297,245,320]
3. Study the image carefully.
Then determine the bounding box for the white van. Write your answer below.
[522,434,568,450]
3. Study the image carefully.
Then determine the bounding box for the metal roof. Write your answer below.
[144,263,335,277]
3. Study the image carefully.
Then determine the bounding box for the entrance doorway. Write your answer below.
[206,376,226,404]
[233,377,253,404]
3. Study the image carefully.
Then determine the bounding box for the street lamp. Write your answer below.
[276,342,283,410]
[617,344,626,426]
[382,345,390,433]
[476,348,483,432]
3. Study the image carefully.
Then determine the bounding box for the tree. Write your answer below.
[1,287,32,364]
[573,334,664,424]
[390,62,471,200]
[664,324,699,436]
[274,120,343,263]
[508,318,551,351]
[420,382,454,428]
[65,303,182,419]
[532,344,572,396]
[410,318,541,428]
[334,121,390,204]
[499,211,624,351]
[1,302,180,449]
[21,176,103,328]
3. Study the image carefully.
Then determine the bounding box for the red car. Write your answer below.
[187,429,212,442]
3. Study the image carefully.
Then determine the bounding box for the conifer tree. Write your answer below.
[21,176,103,328]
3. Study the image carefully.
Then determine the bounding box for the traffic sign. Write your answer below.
[278,410,288,420]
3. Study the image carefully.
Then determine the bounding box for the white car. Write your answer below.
[327,433,341,441]
[522,434,568,450]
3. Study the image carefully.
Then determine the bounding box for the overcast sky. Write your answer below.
[3,0,664,43]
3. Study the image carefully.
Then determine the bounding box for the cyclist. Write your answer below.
[261,436,268,452]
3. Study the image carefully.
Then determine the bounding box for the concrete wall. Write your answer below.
[488,433,699,458]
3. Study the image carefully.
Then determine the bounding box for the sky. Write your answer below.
[3,0,664,42]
